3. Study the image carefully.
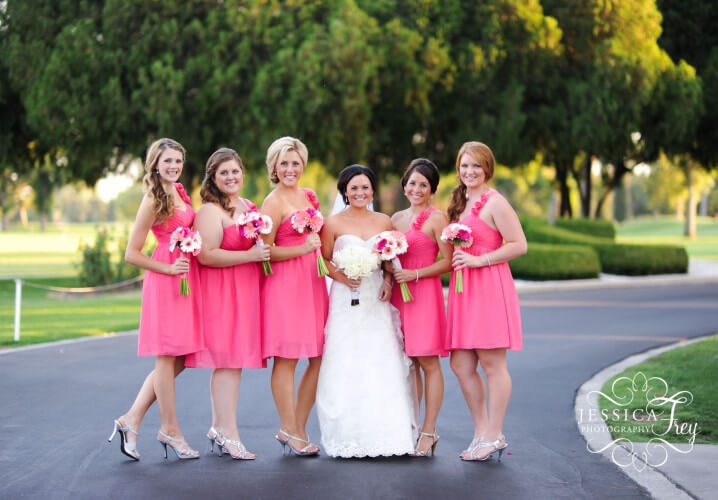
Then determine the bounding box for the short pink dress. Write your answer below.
[391,207,448,357]
[138,183,204,357]
[446,191,522,351]
[185,199,266,369]
[261,188,328,359]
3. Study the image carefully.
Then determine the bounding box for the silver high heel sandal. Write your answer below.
[460,436,483,458]
[217,431,256,460]
[107,417,140,461]
[413,431,440,457]
[274,429,319,456]
[207,427,221,455]
[462,435,507,462]
[157,430,200,460]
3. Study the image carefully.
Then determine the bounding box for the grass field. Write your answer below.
[617,216,718,260]
[0,277,141,347]
[598,337,718,444]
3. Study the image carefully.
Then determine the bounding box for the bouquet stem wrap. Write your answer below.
[316,250,329,277]
[391,258,414,302]
[256,239,273,275]
[440,223,474,294]
[169,227,202,297]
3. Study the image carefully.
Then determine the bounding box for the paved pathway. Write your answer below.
[0,282,716,499]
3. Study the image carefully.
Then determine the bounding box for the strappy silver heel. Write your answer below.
[413,430,440,457]
[462,435,507,461]
[216,431,256,460]
[275,429,319,456]
[157,430,200,460]
[107,417,140,461]
[207,427,220,455]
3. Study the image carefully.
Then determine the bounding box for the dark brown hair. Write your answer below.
[200,148,244,217]
[401,158,440,193]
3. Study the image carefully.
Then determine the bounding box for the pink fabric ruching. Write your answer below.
[445,191,523,351]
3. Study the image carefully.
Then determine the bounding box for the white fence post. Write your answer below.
[14,279,22,342]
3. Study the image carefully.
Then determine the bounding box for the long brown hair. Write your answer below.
[142,138,186,224]
[200,148,245,217]
[447,142,495,221]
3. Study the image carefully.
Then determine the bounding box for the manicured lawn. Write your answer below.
[0,277,141,347]
[598,337,718,444]
[617,216,718,260]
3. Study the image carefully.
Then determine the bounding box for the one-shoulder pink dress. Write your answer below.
[391,207,448,357]
[446,191,522,351]
[261,188,328,359]
[137,183,204,357]
[185,199,266,369]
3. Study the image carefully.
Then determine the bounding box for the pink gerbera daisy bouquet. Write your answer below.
[169,227,202,296]
[373,230,413,302]
[440,223,473,293]
[291,208,329,277]
[236,211,274,275]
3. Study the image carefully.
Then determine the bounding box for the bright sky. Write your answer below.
[95,159,143,202]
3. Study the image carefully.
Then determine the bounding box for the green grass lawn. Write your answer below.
[0,276,141,347]
[617,216,718,260]
[598,337,718,444]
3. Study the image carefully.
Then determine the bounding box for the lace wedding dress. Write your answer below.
[316,234,418,458]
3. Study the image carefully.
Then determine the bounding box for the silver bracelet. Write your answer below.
[486,254,491,266]
[415,269,420,282]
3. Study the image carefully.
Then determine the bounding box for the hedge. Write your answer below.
[509,243,600,280]
[554,218,616,240]
[523,224,688,275]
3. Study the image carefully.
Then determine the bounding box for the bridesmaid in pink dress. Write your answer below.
[184,148,270,460]
[260,137,328,456]
[109,138,202,461]
[390,158,452,457]
[446,141,526,462]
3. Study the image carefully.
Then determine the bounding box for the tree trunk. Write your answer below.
[699,193,709,217]
[624,173,633,221]
[581,155,592,218]
[683,162,697,239]
[555,162,572,218]
[40,212,47,232]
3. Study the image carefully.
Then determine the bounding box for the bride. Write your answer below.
[317,164,418,458]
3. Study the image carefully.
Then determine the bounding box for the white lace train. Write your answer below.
[316,234,418,458]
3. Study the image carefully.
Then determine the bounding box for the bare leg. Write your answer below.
[271,357,308,452]
[415,355,444,454]
[450,349,489,458]
[474,348,511,458]
[295,356,321,451]
[210,368,255,458]
[121,357,185,447]
[413,359,424,406]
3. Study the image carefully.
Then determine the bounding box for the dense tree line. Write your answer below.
[1,0,715,228]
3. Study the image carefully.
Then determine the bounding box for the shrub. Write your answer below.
[524,224,688,275]
[114,229,142,282]
[509,243,600,280]
[77,228,114,286]
[554,218,616,240]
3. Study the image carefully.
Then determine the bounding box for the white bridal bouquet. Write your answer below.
[333,245,380,306]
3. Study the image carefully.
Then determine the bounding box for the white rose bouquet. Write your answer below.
[333,245,380,306]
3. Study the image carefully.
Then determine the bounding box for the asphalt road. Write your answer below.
[1,283,716,500]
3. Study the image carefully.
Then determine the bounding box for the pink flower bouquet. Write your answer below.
[291,208,329,277]
[169,227,202,296]
[440,223,473,293]
[373,230,413,302]
[236,211,274,275]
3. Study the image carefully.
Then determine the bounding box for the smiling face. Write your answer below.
[345,174,373,209]
[458,152,487,189]
[275,149,304,187]
[404,171,431,207]
[213,160,243,196]
[157,147,184,184]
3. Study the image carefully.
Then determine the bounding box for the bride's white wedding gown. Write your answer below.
[316,234,418,458]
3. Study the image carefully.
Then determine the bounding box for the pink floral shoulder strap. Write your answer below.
[174,183,191,205]
[412,207,436,231]
[300,188,320,210]
[471,191,497,216]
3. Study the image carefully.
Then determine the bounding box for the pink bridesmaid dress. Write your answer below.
[261,188,328,359]
[446,191,522,351]
[391,207,448,357]
[185,199,266,369]
[137,183,204,357]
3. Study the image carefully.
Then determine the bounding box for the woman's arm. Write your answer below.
[195,204,270,268]
[124,195,188,275]
[261,194,320,262]
[452,196,527,270]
